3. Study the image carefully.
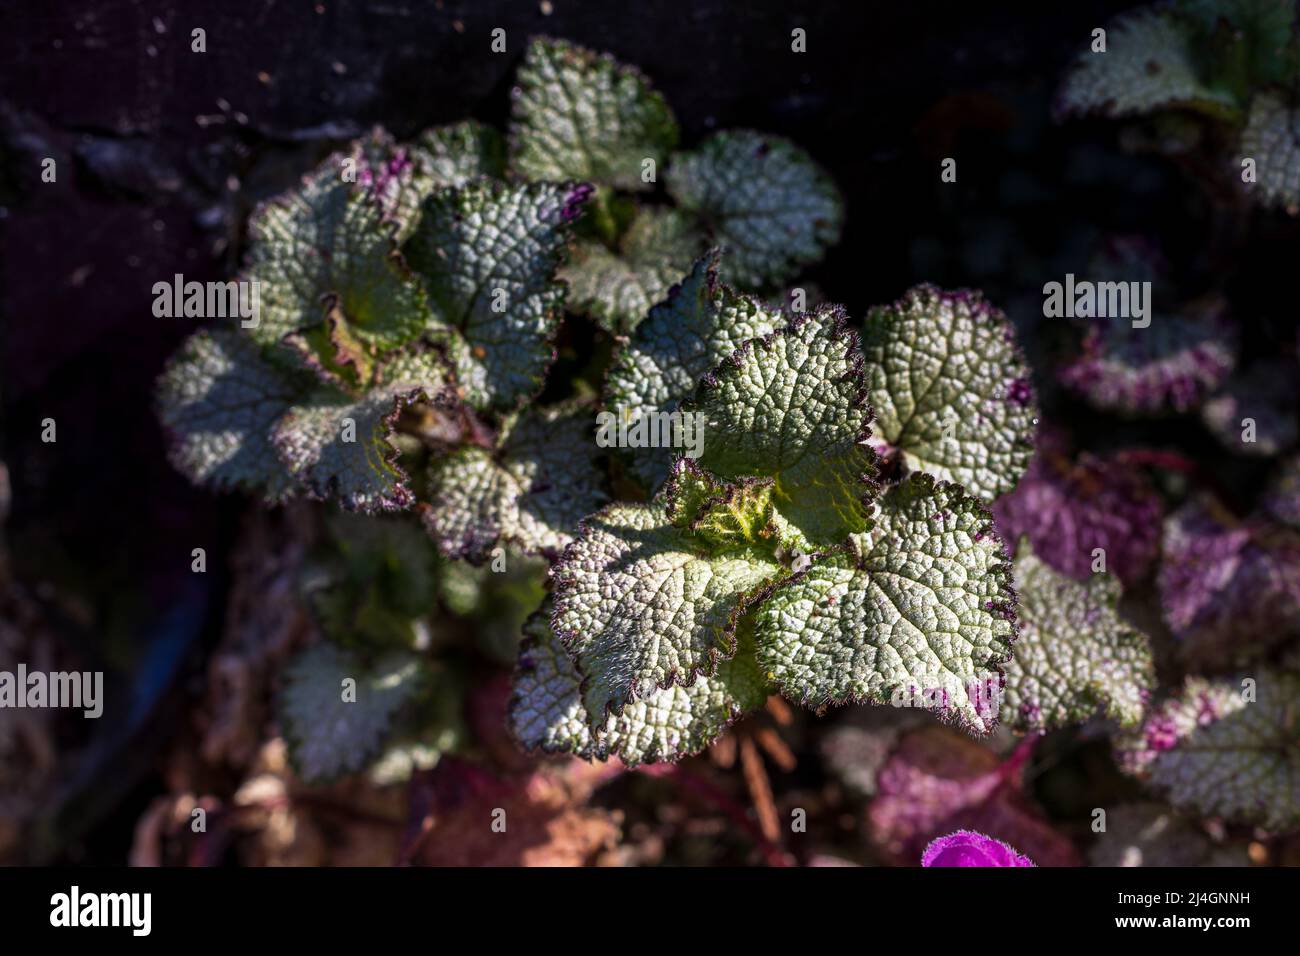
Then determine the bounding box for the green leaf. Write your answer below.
[349,127,437,243]
[156,328,301,501]
[280,643,427,783]
[752,472,1015,735]
[863,285,1037,500]
[1001,546,1154,732]
[663,457,797,552]
[684,309,880,547]
[508,36,678,192]
[1240,93,1300,212]
[272,350,449,513]
[424,400,608,562]
[551,500,782,724]
[405,178,591,410]
[305,513,439,650]
[409,120,506,189]
[603,251,784,492]
[1055,10,1238,120]
[510,602,769,765]
[1116,670,1300,830]
[666,130,843,288]
[243,148,431,353]
[560,207,704,334]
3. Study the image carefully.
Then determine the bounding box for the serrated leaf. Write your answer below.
[752,472,1015,734]
[1158,497,1300,670]
[864,285,1037,500]
[992,430,1162,586]
[560,207,704,334]
[663,457,795,551]
[510,602,768,765]
[405,179,590,410]
[551,500,782,724]
[1059,298,1238,414]
[666,130,843,288]
[280,643,426,783]
[349,127,438,243]
[603,251,784,492]
[1116,671,1300,830]
[1054,10,1238,120]
[1001,547,1154,732]
[409,120,506,189]
[684,310,880,546]
[244,150,431,353]
[156,328,301,501]
[424,400,608,561]
[273,351,449,513]
[509,36,678,191]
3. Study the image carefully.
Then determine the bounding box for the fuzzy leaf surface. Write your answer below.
[1055,10,1237,120]
[753,473,1015,734]
[1001,548,1154,732]
[510,604,768,765]
[864,285,1037,500]
[603,252,785,492]
[410,120,506,189]
[667,130,843,288]
[156,328,301,501]
[405,179,590,410]
[509,36,678,192]
[1116,671,1300,830]
[243,152,430,352]
[280,643,426,783]
[684,310,879,546]
[425,401,607,561]
[272,350,448,513]
[560,207,703,334]
[551,500,781,724]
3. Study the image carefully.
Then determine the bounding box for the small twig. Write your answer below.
[739,733,781,843]
[709,733,737,769]
[764,695,794,726]
[638,764,792,867]
[754,726,797,773]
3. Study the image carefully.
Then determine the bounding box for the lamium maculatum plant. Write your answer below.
[155,34,1226,806]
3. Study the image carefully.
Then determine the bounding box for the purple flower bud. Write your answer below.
[922,830,1035,867]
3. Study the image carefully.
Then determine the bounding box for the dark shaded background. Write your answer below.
[6,0,1267,862]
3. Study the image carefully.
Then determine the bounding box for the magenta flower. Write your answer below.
[922,830,1035,867]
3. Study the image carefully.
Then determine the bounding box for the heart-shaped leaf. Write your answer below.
[667,130,843,288]
[752,472,1016,734]
[603,251,784,492]
[509,36,678,192]
[405,179,591,410]
[1001,546,1154,732]
[864,285,1037,500]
